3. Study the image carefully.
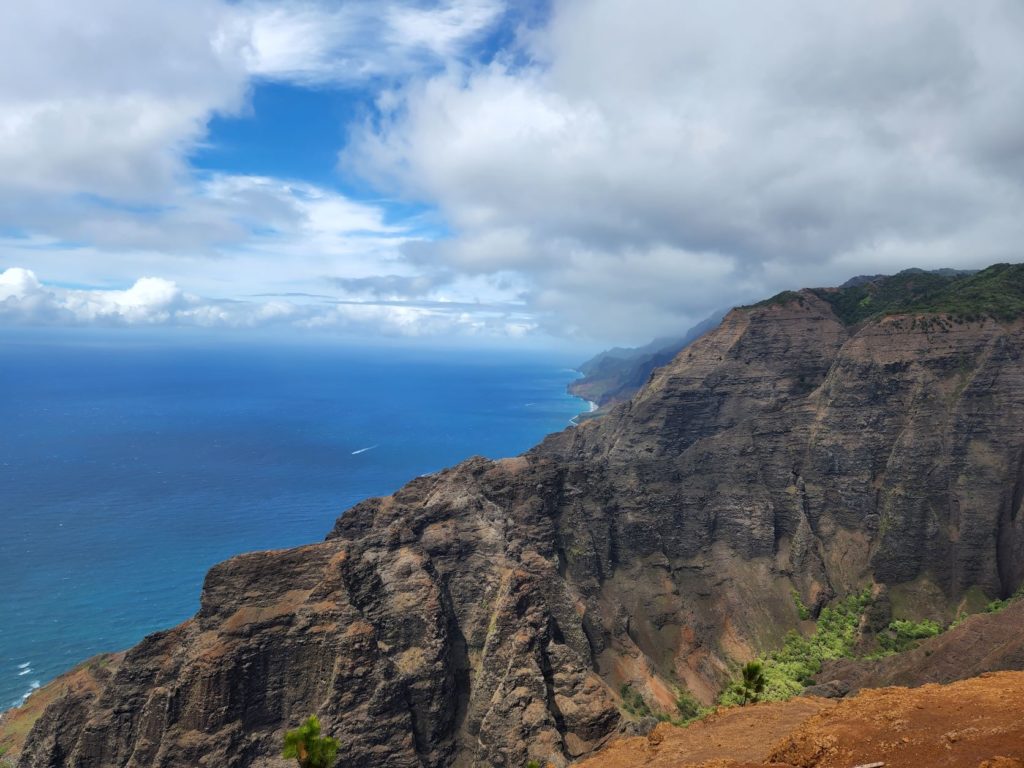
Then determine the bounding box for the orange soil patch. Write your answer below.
[576,672,1024,768]
[769,672,1024,768]
[577,697,833,768]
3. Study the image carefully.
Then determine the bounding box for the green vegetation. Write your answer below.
[903,264,1024,321]
[986,583,1024,613]
[715,579,1021,711]
[731,661,766,705]
[719,588,872,705]
[876,618,942,654]
[810,264,1024,326]
[811,269,956,325]
[627,581,1020,722]
[742,264,1024,326]
[619,684,651,718]
[283,716,339,768]
[674,688,702,720]
[749,290,808,309]
[791,589,811,620]
[526,760,542,768]
[618,683,712,725]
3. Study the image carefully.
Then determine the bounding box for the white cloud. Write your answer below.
[0,0,521,341]
[0,268,187,325]
[0,267,532,338]
[232,0,505,85]
[10,0,1024,344]
[0,0,506,202]
[0,0,248,203]
[346,0,1024,342]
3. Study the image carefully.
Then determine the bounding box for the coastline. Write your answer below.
[569,398,599,426]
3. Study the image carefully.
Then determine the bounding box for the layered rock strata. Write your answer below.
[16,291,1024,767]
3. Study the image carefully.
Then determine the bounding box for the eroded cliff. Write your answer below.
[12,269,1024,768]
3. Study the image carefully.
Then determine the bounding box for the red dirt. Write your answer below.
[576,671,1024,768]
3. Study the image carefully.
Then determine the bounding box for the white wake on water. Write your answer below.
[351,445,378,455]
[16,679,40,707]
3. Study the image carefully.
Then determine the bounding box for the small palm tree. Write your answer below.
[283,715,340,768]
[739,660,766,705]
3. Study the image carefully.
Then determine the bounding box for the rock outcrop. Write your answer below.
[12,268,1024,767]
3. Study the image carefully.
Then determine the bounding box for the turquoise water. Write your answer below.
[0,337,586,709]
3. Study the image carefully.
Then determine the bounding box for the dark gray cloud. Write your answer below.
[325,273,453,299]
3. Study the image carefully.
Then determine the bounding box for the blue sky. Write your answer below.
[2,1,1024,344]
[195,83,358,188]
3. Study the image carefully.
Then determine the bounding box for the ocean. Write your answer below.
[0,336,588,709]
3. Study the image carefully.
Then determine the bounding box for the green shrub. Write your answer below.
[719,588,872,706]
[674,689,701,720]
[877,619,941,654]
[283,715,339,768]
[619,684,651,718]
[986,584,1024,614]
[791,590,811,620]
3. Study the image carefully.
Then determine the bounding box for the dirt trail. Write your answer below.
[577,671,1024,768]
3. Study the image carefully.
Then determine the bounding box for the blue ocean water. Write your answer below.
[0,337,587,709]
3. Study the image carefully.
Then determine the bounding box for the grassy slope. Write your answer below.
[751,263,1024,325]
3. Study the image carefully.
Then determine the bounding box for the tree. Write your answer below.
[283,715,340,768]
[738,661,766,705]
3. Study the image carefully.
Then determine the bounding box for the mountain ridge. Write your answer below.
[568,312,725,409]
[6,263,1024,767]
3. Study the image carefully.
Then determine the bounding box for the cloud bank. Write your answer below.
[0,267,533,338]
[346,0,1024,340]
[4,1,1024,343]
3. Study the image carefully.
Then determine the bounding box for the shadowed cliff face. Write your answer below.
[15,292,1024,768]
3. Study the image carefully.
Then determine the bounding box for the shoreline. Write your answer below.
[569,398,599,426]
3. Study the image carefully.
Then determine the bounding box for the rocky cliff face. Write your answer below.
[14,286,1024,768]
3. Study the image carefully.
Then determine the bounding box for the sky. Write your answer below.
[2,0,1024,346]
